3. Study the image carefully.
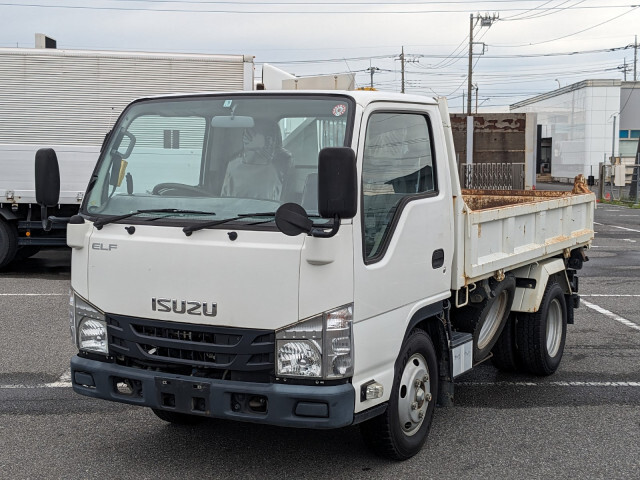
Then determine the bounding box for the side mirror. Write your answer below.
[35,148,60,207]
[35,148,61,232]
[318,147,357,219]
[275,203,313,236]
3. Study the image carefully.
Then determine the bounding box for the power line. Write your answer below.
[494,6,640,47]
[0,1,636,14]
[501,0,587,21]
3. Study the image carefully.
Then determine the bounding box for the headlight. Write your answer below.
[71,292,109,355]
[276,304,353,380]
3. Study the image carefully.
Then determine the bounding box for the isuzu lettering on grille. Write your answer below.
[152,298,217,317]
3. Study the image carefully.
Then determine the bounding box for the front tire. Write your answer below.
[360,329,438,460]
[516,280,567,376]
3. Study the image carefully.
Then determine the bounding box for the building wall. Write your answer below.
[619,82,640,159]
[511,80,621,180]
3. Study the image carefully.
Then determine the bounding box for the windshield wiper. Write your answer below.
[93,209,216,229]
[183,212,276,236]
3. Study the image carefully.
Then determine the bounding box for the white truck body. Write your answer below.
[0,47,253,267]
[51,90,594,460]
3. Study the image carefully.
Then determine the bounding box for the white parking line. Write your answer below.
[582,294,640,297]
[0,293,67,296]
[459,381,640,387]
[592,222,640,233]
[0,370,72,389]
[582,300,640,332]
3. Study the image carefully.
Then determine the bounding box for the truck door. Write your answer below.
[354,106,453,324]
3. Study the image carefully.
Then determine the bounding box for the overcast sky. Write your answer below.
[1,1,638,111]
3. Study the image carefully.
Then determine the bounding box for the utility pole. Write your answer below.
[635,35,638,81]
[467,14,473,115]
[400,46,405,93]
[624,58,628,81]
[467,13,497,115]
[366,66,380,89]
[475,85,479,114]
[619,59,631,81]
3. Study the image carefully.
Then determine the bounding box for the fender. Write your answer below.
[0,207,18,221]
[510,258,570,313]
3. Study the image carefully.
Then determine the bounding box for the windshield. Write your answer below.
[83,94,354,226]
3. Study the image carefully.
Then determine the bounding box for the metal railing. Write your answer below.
[459,163,525,190]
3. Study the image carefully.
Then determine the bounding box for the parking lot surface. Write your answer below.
[1,204,639,479]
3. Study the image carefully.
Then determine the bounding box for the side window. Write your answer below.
[362,112,436,260]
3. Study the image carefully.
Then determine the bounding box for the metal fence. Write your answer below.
[598,161,640,205]
[459,163,525,190]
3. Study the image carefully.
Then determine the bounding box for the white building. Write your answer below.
[511,80,640,181]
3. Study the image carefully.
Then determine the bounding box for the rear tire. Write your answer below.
[360,329,438,460]
[491,312,522,373]
[0,219,18,269]
[454,276,516,362]
[516,280,567,376]
[151,408,206,425]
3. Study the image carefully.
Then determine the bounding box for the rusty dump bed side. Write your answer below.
[462,189,575,210]
[451,189,596,290]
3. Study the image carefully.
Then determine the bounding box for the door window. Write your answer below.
[362,112,436,260]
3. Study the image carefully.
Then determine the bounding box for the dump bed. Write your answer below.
[451,189,595,289]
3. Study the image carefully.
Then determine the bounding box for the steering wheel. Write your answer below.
[152,183,211,196]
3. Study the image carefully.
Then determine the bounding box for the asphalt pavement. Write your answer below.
[1,204,639,479]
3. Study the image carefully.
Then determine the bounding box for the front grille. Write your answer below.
[107,315,275,376]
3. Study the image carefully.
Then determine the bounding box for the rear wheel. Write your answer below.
[454,276,515,362]
[151,408,206,425]
[491,312,522,373]
[0,219,18,269]
[516,280,567,376]
[360,329,438,460]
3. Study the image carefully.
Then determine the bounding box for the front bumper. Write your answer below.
[71,355,355,429]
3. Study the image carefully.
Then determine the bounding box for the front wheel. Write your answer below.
[516,280,567,376]
[360,329,438,460]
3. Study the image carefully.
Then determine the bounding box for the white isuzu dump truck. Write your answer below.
[0,47,254,268]
[35,91,594,460]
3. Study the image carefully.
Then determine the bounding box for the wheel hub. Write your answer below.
[398,354,431,436]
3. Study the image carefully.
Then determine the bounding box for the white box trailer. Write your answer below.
[0,47,254,267]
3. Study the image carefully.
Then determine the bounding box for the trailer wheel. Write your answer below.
[151,408,206,425]
[0,219,18,269]
[360,329,438,460]
[490,312,522,372]
[454,276,515,363]
[14,246,41,261]
[516,280,567,376]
